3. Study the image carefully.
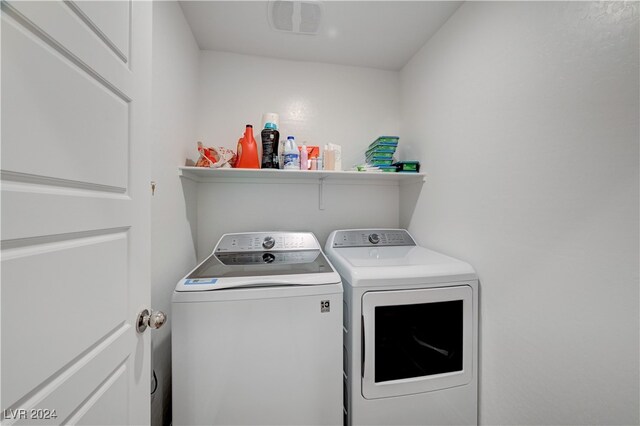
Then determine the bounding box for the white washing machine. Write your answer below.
[172,232,343,426]
[325,229,478,426]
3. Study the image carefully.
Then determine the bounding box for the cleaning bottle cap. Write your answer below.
[288,136,294,140]
[246,124,253,128]
[261,113,279,129]
[264,122,277,130]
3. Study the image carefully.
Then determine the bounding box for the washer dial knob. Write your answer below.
[368,233,380,244]
[262,236,276,249]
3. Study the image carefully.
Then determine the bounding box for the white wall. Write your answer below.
[194,178,400,261]
[401,2,639,425]
[197,51,401,171]
[194,51,402,257]
[151,2,199,425]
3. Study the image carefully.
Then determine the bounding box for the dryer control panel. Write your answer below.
[332,230,416,248]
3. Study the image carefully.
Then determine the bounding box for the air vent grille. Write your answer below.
[271,1,294,32]
[299,2,322,33]
[269,0,323,35]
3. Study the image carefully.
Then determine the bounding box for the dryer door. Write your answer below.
[361,285,473,399]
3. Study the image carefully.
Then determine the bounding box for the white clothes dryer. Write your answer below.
[173,232,343,426]
[325,229,478,426]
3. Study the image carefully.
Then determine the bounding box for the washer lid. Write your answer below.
[175,250,341,292]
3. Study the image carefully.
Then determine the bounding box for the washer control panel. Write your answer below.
[332,230,416,248]
[215,232,319,252]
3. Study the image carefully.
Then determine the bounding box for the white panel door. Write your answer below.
[1,1,152,424]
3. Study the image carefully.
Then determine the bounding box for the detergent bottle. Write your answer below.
[261,122,280,169]
[283,136,299,170]
[235,124,260,169]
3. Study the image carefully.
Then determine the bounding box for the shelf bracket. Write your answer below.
[318,176,326,210]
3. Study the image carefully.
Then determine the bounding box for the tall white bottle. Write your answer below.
[283,136,299,170]
[300,141,308,170]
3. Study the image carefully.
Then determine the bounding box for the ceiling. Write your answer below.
[179,1,463,71]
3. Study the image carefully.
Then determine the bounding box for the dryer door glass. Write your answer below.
[375,300,463,383]
[361,285,474,400]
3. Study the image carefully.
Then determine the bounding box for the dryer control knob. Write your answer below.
[262,236,276,249]
[368,233,380,244]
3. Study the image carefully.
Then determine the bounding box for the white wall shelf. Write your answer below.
[178,166,425,185]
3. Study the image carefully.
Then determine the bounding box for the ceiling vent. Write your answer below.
[268,0,323,35]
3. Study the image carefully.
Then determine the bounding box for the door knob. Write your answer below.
[136,309,167,333]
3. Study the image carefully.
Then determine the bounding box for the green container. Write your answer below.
[367,159,393,166]
[365,150,394,159]
[368,141,398,150]
[378,166,397,173]
[368,136,399,150]
[374,136,400,143]
[393,161,420,173]
[366,152,395,162]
